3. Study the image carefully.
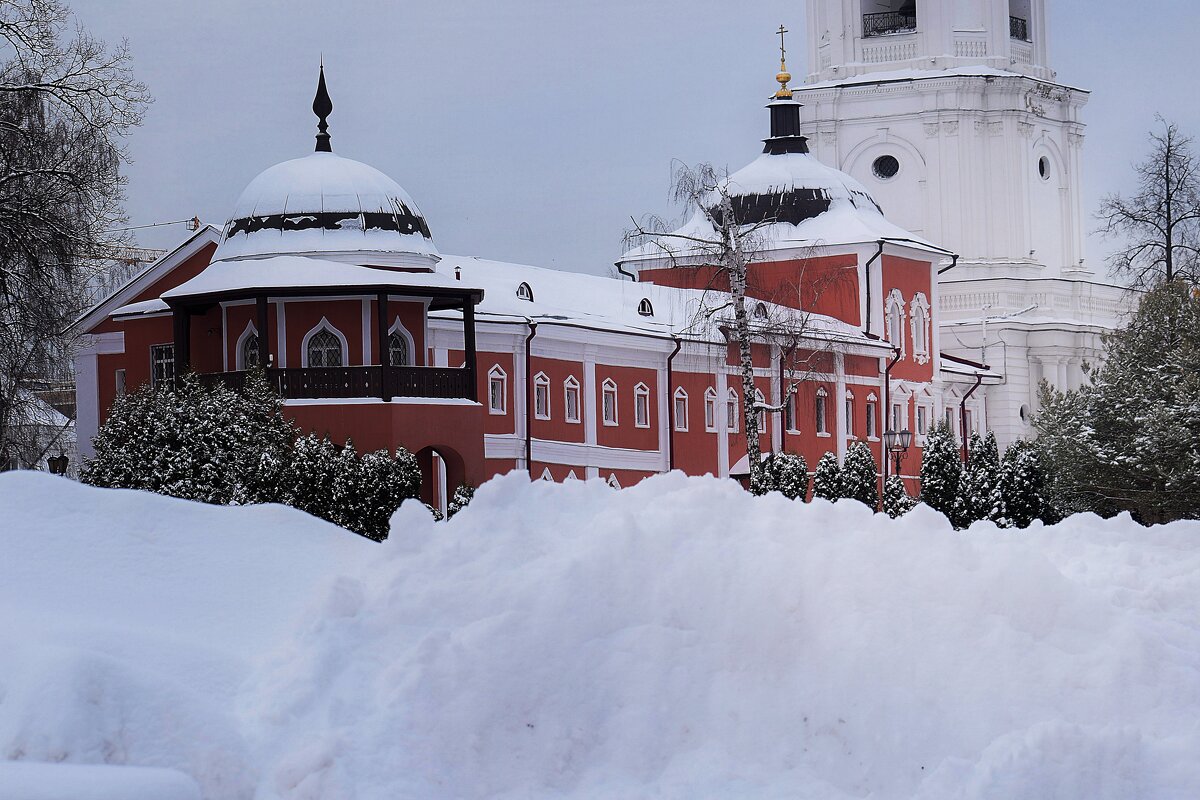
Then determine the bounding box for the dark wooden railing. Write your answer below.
[199,366,473,401]
[1009,16,1029,41]
[863,11,916,37]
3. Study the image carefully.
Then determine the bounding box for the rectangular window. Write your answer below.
[564,381,580,423]
[756,403,765,433]
[635,390,650,428]
[727,394,739,433]
[845,399,854,437]
[785,393,797,432]
[917,405,928,438]
[602,384,618,426]
[674,393,688,432]
[965,409,974,435]
[489,376,505,414]
[534,382,549,419]
[866,402,877,439]
[816,393,827,435]
[704,393,717,432]
[150,344,175,387]
[891,402,903,433]
[115,369,126,398]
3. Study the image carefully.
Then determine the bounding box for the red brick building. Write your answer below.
[74,69,996,510]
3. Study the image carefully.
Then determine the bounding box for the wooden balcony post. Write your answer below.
[256,296,270,367]
[463,296,478,402]
[172,306,190,388]
[377,292,391,401]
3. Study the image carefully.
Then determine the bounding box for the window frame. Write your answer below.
[235,322,260,371]
[885,289,906,357]
[533,372,551,420]
[673,387,689,432]
[726,387,739,434]
[634,382,651,428]
[563,376,581,424]
[754,388,766,433]
[910,293,931,364]
[866,393,878,440]
[845,389,855,439]
[387,317,416,367]
[301,318,348,368]
[815,387,829,436]
[704,387,718,432]
[150,343,175,388]
[488,365,508,415]
[601,378,619,426]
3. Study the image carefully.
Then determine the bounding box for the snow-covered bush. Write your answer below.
[753,452,809,499]
[447,484,476,518]
[919,421,963,527]
[883,475,916,518]
[995,439,1056,529]
[840,441,879,509]
[83,373,419,539]
[812,451,841,501]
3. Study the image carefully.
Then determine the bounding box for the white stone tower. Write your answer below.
[795,0,1131,447]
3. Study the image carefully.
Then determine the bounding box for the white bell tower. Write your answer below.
[794,0,1131,448]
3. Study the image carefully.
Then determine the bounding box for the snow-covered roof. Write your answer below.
[162,255,479,303]
[432,254,888,351]
[112,298,170,318]
[621,151,945,266]
[940,353,1003,383]
[213,152,438,267]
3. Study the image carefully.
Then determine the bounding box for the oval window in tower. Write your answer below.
[1038,156,1050,180]
[872,154,900,181]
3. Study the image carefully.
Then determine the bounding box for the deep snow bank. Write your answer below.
[1,471,1198,799]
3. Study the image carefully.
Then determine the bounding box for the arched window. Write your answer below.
[726,388,739,433]
[754,302,768,320]
[637,298,654,317]
[886,289,906,356]
[516,282,534,302]
[815,387,829,435]
[845,389,855,438]
[305,324,344,367]
[910,292,931,363]
[634,383,651,428]
[534,372,550,420]
[540,467,554,481]
[388,331,409,366]
[563,376,581,423]
[602,378,618,426]
[236,323,260,370]
[704,387,718,432]
[754,388,766,432]
[673,387,689,432]
[866,392,879,439]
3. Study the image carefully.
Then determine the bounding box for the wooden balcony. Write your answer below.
[199,365,473,401]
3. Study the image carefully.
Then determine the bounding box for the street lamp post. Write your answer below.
[47,452,69,476]
[882,428,913,479]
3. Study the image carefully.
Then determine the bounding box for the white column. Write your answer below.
[716,370,729,477]
[835,352,848,460]
[657,359,670,472]
[584,350,597,449]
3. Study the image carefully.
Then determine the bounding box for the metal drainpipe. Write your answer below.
[524,319,538,476]
[937,253,960,275]
[881,346,903,484]
[666,337,682,471]
[960,372,983,464]
[615,261,637,281]
[864,240,884,336]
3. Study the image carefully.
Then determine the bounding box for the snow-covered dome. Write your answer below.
[717,148,883,227]
[213,151,439,267]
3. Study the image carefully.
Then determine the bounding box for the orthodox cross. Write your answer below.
[777,24,788,65]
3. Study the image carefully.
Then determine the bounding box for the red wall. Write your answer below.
[530,356,586,444]
[595,363,658,451]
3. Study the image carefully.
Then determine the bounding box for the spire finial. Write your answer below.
[313,63,333,152]
[774,24,792,99]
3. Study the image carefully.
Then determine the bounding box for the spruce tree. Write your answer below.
[961,431,1002,525]
[812,451,842,502]
[883,475,917,518]
[919,420,964,527]
[996,439,1056,528]
[755,452,809,500]
[447,484,476,518]
[840,441,880,509]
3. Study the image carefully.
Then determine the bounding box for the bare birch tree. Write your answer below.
[0,0,149,468]
[626,161,844,491]
[1097,116,1200,288]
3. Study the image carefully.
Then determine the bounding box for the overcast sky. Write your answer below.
[71,0,1200,276]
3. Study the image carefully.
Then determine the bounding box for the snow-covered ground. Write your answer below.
[1,471,1197,799]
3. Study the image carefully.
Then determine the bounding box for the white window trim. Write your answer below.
[488,365,508,415]
[885,289,906,358]
[634,382,651,429]
[815,387,830,437]
[602,378,619,427]
[910,292,931,364]
[866,392,879,441]
[388,316,417,367]
[754,388,766,433]
[533,371,551,420]
[916,403,932,445]
[726,387,739,434]
[563,376,581,424]
[844,388,855,439]
[607,474,622,489]
[300,317,349,368]
[673,387,689,432]
[785,389,800,434]
[540,467,554,481]
[234,321,260,371]
[704,387,718,433]
[565,470,579,481]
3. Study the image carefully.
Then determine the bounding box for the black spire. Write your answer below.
[313,64,333,152]
[763,25,808,155]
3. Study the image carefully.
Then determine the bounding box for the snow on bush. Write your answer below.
[2,470,1199,799]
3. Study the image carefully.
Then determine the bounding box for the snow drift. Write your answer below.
[1,471,1198,799]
